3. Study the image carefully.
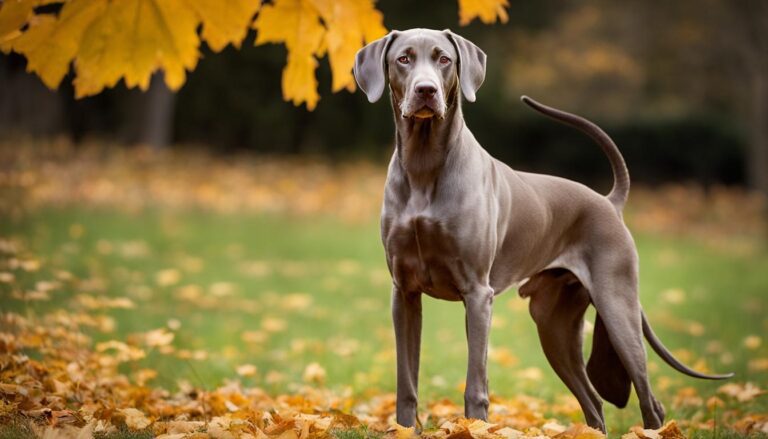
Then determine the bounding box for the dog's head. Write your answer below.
[353,29,486,119]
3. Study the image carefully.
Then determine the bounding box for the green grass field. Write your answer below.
[2,205,766,435]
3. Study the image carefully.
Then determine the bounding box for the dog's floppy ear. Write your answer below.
[354,31,398,103]
[444,30,486,102]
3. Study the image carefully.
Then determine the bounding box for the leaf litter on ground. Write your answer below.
[1,143,767,437]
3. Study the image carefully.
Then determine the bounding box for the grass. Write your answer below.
[1,206,767,436]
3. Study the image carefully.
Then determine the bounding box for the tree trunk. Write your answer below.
[747,70,768,227]
[0,54,63,139]
[732,0,768,196]
[139,71,176,148]
[747,70,768,195]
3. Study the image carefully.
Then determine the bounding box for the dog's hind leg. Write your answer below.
[588,256,666,429]
[523,270,606,432]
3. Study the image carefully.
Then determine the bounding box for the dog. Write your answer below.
[353,28,732,432]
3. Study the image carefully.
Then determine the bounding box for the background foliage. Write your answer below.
[1,0,765,195]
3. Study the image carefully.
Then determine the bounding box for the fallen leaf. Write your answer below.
[120,408,151,430]
[387,424,417,439]
[718,382,765,402]
[743,335,762,350]
[236,364,258,377]
[145,328,175,347]
[155,268,182,286]
[303,362,326,384]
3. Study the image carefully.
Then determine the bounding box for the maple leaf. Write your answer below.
[190,0,262,52]
[302,362,327,384]
[0,0,508,110]
[624,421,686,439]
[0,0,60,47]
[6,0,105,89]
[387,424,417,439]
[144,328,175,347]
[120,408,152,430]
[236,363,258,377]
[311,0,386,92]
[555,424,606,439]
[1,0,261,98]
[0,0,34,45]
[253,0,325,110]
[458,0,510,25]
[74,0,200,96]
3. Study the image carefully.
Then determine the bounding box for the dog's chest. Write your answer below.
[384,209,467,301]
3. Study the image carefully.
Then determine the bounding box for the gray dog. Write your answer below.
[353,28,732,432]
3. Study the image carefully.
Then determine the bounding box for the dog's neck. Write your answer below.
[391,88,464,191]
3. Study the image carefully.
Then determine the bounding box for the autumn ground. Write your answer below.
[0,142,767,438]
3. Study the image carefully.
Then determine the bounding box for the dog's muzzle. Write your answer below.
[401,81,446,119]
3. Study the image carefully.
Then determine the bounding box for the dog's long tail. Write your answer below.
[520,96,630,210]
[642,311,734,380]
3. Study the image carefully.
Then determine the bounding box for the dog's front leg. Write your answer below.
[392,286,422,427]
[463,287,493,420]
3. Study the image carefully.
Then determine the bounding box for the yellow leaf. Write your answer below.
[144,328,175,347]
[283,52,321,110]
[253,0,325,109]
[120,408,152,430]
[236,363,257,377]
[458,0,509,26]
[302,362,326,384]
[133,368,158,386]
[0,0,35,46]
[4,0,501,107]
[0,0,61,49]
[75,0,199,97]
[277,430,299,439]
[466,419,497,439]
[542,421,568,436]
[155,268,182,286]
[718,382,765,402]
[554,424,606,439]
[190,0,262,52]
[310,0,386,92]
[95,340,146,362]
[628,421,686,439]
[8,0,105,89]
[495,427,524,439]
[387,424,417,439]
[261,316,287,332]
[744,335,762,350]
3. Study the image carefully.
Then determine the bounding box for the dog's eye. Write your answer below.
[397,56,409,65]
[439,56,451,65]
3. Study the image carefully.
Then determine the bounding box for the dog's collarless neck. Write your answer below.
[392,93,465,185]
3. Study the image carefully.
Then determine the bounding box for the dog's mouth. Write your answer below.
[402,103,443,120]
[399,94,445,120]
[412,106,436,119]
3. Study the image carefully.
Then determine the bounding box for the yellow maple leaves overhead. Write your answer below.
[459,0,510,26]
[0,0,261,97]
[253,0,328,111]
[0,0,509,109]
[0,0,262,96]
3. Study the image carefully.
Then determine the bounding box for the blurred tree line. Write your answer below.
[0,0,765,194]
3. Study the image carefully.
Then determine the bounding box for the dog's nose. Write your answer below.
[415,83,437,99]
